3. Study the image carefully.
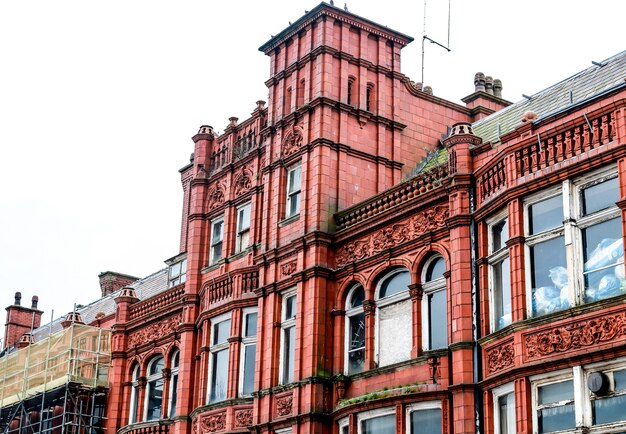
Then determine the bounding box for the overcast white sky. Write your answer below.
[1,0,624,332]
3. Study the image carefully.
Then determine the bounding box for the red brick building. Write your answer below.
[3,3,626,434]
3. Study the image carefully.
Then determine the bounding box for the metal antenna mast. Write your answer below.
[421,0,452,85]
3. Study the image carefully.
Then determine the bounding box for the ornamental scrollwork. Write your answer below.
[281,261,297,276]
[127,313,182,347]
[276,394,293,417]
[336,205,449,267]
[199,412,226,433]
[486,342,515,374]
[281,125,304,157]
[208,183,226,210]
[233,168,254,197]
[234,409,253,427]
[525,312,626,360]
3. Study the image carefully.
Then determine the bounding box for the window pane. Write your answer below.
[494,257,512,330]
[426,257,446,282]
[614,369,626,390]
[242,344,256,395]
[288,166,301,194]
[379,270,410,298]
[285,295,296,319]
[582,177,618,215]
[539,381,573,405]
[538,403,575,433]
[429,290,447,349]
[149,357,164,376]
[210,349,229,402]
[212,242,222,263]
[245,313,258,337]
[169,373,178,418]
[238,205,251,231]
[498,392,515,434]
[592,393,626,425]
[146,378,164,420]
[213,320,231,345]
[583,218,625,302]
[213,221,223,241]
[529,195,563,235]
[349,285,365,308]
[289,192,301,216]
[362,414,395,434]
[378,298,412,366]
[492,218,509,252]
[410,408,441,434]
[283,326,295,383]
[531,236,569,316]
[348,312,365,374]
[170,262,181,277]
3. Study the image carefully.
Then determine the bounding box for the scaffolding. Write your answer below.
[0,324,111,434]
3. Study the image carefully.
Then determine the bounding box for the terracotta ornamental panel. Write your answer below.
[336,205,449,267]
[485,339,515,375]
[127,313,182,347]
[523,308,626,362]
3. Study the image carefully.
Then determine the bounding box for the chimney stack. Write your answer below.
[3,292,43,349]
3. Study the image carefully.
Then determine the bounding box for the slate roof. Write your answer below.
[473,50,626,144]
[32,268,169,341]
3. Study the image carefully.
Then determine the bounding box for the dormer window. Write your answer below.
[168,258,187,288]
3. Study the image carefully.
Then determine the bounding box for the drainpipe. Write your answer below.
[469,184,483,434]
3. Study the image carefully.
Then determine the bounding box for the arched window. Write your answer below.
[144,356,165,421]
[375,269,412,367]
[422,256,447,350]
[168,350,179,418]
[345,284,366,374]
[129,364,140,424]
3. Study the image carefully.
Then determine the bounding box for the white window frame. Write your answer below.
[144,356,165,421]
[524,167,622,318]
[238,307,257,396]
[488,210,511,332]
[421,256,447,351]
[129,364,140,424]
[207,313,231,404]
[279,289,297,385]
[583,357,626,432]
[530,368,580,434]
[338,417,349,434]
[492,382,515,434]
[374,268,412,367]
[405,401,442,434]
[167,349,179,419]
[344,284,366,375]
[356,407,396,434]
[285,164,302,219]
[235,203,251,253]
[209,217,224,265]
[168,258,187,288]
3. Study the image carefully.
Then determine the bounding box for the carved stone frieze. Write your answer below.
[486,342,515,374]
[127,313,182,347]
[234,409,253,427]
[336,205,449,267]
[281,260,297,276]
[524,312,626,360]
[199,412,226,433]
[275,393,293,417]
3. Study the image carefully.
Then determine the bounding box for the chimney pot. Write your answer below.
[474,72,486,92]
[485,76,494,95]
[493,79,503,98]
[31,296,38,309]
[14,292,21,306]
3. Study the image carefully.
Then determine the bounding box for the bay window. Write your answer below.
[359,409,395,434]
[407,402,442,434]
[345,284,366,374]
[239,309,257,396]
[168,350,179,418]
[488,214,511,331]
[210,217,224,265]
[208,315,231,403]
[235,203,251,253]
[280,291,297,384]
[145,356,165,421]
[376,269,412,367]
[422,257,447,350]
[526,168,624,317]
[492,383,515,434]
[286,165,302,218]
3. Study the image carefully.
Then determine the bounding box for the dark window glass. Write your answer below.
[379,270,410,298]
[350,285,365,308]
[283,326,295,383]
[494,257,512,330]
[242,344,256,395]
[213,320,231,345]
[426,257,446,282]
[169,373,178,418]
[538,381,575,433]
[492,218,509,251]
[582,177,618,215]
[348,312,365,374]
[529,195,563,234]
[149,357,164,376]
[592,393,626,425]
[146,378,164,420]
[428,290,447,349]
[362,414,395,434]
[410,408,442,434]
[285,295,296,319]
[245,313,258,338]
[210,349,228,402]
